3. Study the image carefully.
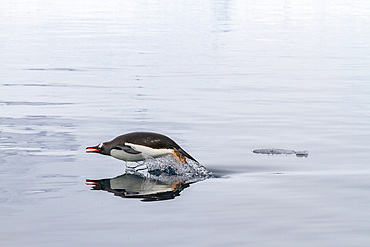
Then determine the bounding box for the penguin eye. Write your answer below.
[98,143,103,148]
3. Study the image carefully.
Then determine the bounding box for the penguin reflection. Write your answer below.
[86,173,190,201]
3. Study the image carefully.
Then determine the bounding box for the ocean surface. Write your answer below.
[1,0,370,246]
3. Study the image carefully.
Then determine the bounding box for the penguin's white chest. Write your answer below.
[110,143,173,162]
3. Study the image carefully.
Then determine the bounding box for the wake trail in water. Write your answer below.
[253,148,309,157]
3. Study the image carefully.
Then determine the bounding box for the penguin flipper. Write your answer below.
[113,145,142,154]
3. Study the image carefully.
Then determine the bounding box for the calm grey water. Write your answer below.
[1,0,370,246]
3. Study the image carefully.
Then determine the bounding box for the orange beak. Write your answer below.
[86,147,99,153]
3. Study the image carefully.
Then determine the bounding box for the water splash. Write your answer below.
[125,154,213,184]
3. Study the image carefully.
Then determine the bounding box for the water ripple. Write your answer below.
[0,101,73,106]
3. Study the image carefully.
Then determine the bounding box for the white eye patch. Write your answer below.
[98,143,103,148]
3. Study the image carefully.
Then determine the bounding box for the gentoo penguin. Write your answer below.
[86,132,198,163]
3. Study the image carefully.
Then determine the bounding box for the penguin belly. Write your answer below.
[110,149,145,161]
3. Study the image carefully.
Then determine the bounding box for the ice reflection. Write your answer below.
[86,172,191,201]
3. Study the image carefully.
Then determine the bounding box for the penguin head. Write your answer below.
[86,142,110,155]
